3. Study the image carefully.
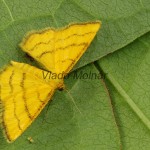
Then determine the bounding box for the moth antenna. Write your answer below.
[65,88,83,115]
[42,101,51,124]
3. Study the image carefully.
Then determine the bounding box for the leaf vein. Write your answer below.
[2,0,14,22]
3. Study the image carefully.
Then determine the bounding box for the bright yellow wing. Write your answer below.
[0,62,56,142]
[20,21,101,74]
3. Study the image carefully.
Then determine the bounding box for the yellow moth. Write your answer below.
[0,21,101,142]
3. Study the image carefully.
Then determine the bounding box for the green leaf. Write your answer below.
[0,0,150,68]
[98,32,150,150]
[0,0,150,149]
[0,65,121,149]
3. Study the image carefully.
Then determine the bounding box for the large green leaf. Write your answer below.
[0,0,150,68]
[0,0,150,149]
[0,65,121,149]
[98,32,150,150]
